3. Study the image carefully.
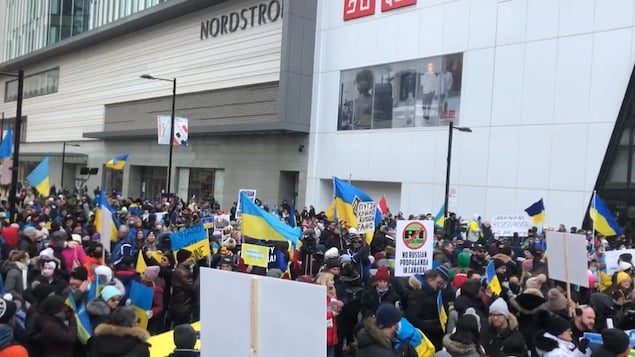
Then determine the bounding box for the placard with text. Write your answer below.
[394,220,434,277]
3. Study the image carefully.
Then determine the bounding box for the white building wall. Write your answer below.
[0,0,282,142]
[307,0,635,227]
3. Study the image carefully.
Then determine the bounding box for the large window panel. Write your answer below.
[4,68,59,102]
[338,53,464,130]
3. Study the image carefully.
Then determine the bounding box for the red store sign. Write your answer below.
[343,0,376,21]
[381,0,417,12]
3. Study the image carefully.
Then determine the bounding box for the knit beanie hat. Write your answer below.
[325,258,340,270]
[601,328,630,355]
[547,288,568,311]
[547,314,571,336]
[176,249,193,263]
[70,266,88,281]
[376,303,401,329]
[174,324,197,349]
[436,264,450,281]
[617,272,631,286]
[40,295,66,316]
[525,274,547,290]
[101,285,122,302]
[464,307,482,332]
[324,247,339,260]
[111,307,138,327]
[0,299,16,324]
[521,259,533,272]
[143,266,160,282]
[489,298,510,318]
[494,258,506,270]
[375,266,390,282]
[619,261,632,272]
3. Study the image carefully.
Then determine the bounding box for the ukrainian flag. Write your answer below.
[333,177,382,234]
[240,192,301,247]
[590,193,623,236]
[66,292,93,344]
[26,157,49,195]
[105,153,128,170]
[95,191,119,245]
[524,198,545,224]
[325,200,336,222]
[0,127,13,159]
[434,205,445,228]
[437,291,448,332]
[486,260,502,295]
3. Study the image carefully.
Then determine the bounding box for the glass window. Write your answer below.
[188,168,215,201]
[4,68,60,102]
[338,53,464,130]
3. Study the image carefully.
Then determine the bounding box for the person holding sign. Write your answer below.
[169,250,199,327]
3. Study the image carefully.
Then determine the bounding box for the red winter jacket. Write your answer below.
[327,296,338,347]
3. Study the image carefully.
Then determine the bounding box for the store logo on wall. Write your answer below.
[200,0,283,40]
[381,0,417,12]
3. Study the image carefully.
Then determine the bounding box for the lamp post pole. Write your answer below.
[0,70,24,223]
[443,121,472,223]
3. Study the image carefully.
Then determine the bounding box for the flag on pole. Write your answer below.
[333,177,382,237]
[434,205,445,228]
[95,191,118,247]
[105,153,128,170]
[486,260,502,295]
[377,195,389,216]
[0,127,13,159]
[437,291,448,332]
[240,192,301,247]
[26,157,49,195]
[590,193,623,236]
[524,199,545,224]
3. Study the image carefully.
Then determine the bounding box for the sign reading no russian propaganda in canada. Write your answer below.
[395,220,434,277]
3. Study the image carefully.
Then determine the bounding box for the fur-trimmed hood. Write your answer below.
[409,275,422,290]
[509,294,547,315]
[493,254,512,264]
[443,335,480,356]
[87,299,111,316]
[357,317,393,350]
[94,323,150,341]
[91,323,151,356]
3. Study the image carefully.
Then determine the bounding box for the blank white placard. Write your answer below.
[546,232,589,287]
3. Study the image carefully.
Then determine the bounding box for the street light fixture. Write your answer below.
[444,121,472,224]
[61,142,80,192]
[0,70,24,223]
[140,74,176,194]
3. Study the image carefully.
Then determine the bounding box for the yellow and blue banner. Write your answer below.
[524,198,545,224]
[437,291,447,332]
[129,281,153,329]
[333,177,382,235]
[95,191,119,245]
[325,200,336,222]
[0,127,13,159]
[136,250,164,274]
[66,292,93,344]
[434,205,445,228]
[590,193,623,236]
[171,224,211,261]
[105,153,128,170]
[26,156,49,195]
[241,243,269,268]
[240,192,301,247]
[486,260,502,295]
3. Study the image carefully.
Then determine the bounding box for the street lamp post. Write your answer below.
[443,121,472,222]
[61,142,80,192]
[0,70,24,223]
[140,74,176,194]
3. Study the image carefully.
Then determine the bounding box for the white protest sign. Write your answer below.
[352,199,377,234]
[491,214,529,237]
[236,189,256,219]
[394,220,434,277]
[546,232,589,287]
[604,249,635,275]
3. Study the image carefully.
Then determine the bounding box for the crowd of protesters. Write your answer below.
[0,186,633,357]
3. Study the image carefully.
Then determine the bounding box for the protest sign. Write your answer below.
[604,249,635,275]
[352,199,377,233]
[241,243,269,268]
[394,220,434,277]
[171,224,211,261]
[236,189,256,219]
[546,232,588,287]
[491,214,529,237]
[201,216,214,229]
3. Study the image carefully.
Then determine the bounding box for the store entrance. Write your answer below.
[140,166,167,200]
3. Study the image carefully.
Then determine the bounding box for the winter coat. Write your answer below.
[404,275,444,351]
[509,293,548,355]
[534,332,589,357]
[145,278,165,317]
[355,318,399,357]
[361,285,401,318]
[17,236,39,260]
[34,314,78,357]
[327,296,339,346]
[170,264,198,313]
[434,335,485,357]
[87,299,112,329]
[88,323,150,357]
[3,262,28,296]
[33,274,69,296]
[453,295,488,327]
[0,325,28,357]
[481,323,525,357]
[60,245,87,274]
[83,256,103,282]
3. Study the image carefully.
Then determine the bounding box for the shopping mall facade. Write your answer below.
[0,0,316,209]
[305,0,635,228]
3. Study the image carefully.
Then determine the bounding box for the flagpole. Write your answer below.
[592,190,596,237]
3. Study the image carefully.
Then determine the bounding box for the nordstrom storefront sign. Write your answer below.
[200,0,283,40]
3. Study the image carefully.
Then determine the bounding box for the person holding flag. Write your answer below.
[405,270,446,351]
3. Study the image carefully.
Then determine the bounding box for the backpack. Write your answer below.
[110,239,136,266]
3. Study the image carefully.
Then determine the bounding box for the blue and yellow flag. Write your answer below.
[240,192,301,247]
[325,200,336,222]
[171,224,212,261]
[0,127,13,159]
[333,177,382,235]
[26,156,49,195]
[289,199,296,228]
[66,292,93,344]
[590,193,623,236]
[486,260,502,295]
[524,198,545,224]
[95,191,119,244]
[437,291,447,332]
[434,205,445,228]
[136,250,164,274]
[105,153,128,170]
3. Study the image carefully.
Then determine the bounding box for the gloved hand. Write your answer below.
[125,298,131,306]
[146,310,153,319]
[578,338,590,353]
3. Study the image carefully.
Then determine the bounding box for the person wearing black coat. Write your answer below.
[356,305,401,357]
[508,289,547,356]
[481,298,526,357]
[89,307,150,357]
[454,279,488,328]
[403,271,446,351]
[361,266,400,318]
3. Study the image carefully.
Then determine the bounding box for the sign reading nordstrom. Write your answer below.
[200,0,283,40]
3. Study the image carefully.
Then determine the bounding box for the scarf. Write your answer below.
[0,325,13,349]
[14,262,28,292]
